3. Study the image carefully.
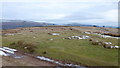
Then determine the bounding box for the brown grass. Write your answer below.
[10,40,37,53]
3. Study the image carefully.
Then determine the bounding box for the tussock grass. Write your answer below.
[9,40,37,53]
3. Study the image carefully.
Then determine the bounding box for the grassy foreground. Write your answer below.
[2,27,119,66]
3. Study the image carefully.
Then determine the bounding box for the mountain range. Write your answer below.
[1,19,56,29]
[0,19,118,30]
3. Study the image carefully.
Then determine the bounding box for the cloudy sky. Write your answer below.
[1,0,119,26]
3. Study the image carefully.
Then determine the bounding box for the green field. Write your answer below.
[2,28,119,66]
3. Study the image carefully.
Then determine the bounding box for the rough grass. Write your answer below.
[2,28,119,66]
[9,40,37,53]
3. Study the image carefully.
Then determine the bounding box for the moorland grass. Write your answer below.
[2,29,119,66]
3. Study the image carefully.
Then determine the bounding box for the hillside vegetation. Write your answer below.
[2,26,119,66]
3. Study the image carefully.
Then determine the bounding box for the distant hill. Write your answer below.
[64,23,98,27]
[1,19,56,29]
[0,19,118,30]
[64,23,118,28]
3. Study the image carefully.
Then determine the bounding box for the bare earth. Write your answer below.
[1,52,56,66]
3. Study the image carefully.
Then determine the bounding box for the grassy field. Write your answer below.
[2,27,119,66]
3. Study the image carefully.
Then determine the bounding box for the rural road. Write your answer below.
[1,52,56,66]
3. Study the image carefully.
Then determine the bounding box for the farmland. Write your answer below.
[2,26,119,66]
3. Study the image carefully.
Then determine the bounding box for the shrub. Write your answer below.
[10,42,16,45]
[94,31,101,34]
[10,40,37,53]
[90,39,103,46]
[51,29,54,30]
[17,40,24,45]
[70,28,73,30]
[89,38,93,41]
[30,30,33,32]
[91,40,99,45]
[42,51,47,54]
[24,42,36,53]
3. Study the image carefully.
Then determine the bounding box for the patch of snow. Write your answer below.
[93,33,120,39]
[114,46,119,48]
[65,35,90,40]
[77,37,83,39]
[51,33,60,36]
[104,45,120,49]
[36,56,86,68]
[3,47,17,52]
[110,46,115,48]
[84,32,91,34]
[0,48,14,54]
[64,63,73,66]
[49,39,53,41]
[36,56,54,62]
[101,35,111,38]
[0,47,25,59]
[104,42,112,45]
[0,51,8,56]
[82,35,90,39]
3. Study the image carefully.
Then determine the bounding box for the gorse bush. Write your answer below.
[10,40,37,53]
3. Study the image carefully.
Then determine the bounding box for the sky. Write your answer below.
[0,0,119,26]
